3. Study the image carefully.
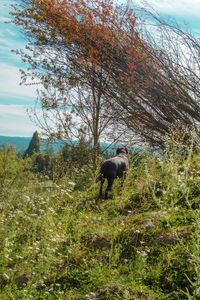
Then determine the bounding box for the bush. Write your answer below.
[0,146,33,187]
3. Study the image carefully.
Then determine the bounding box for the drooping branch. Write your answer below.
[11,0,200,150]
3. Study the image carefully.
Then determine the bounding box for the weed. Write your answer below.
[1,135,200,298]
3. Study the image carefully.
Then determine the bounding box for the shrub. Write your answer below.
[0,146,32,187]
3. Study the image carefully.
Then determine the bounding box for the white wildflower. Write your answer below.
[51,238,57,242]
[48,207,54,212]
[68,181,75,186]
[137,250,148,256]
[3,273,9,280]
[55,283,61,287]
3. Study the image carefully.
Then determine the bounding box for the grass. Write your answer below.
[1,141,200,299]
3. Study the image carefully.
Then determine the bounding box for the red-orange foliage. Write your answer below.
[13,0,148,85]
[11,0,200,149]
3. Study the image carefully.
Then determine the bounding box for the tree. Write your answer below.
[23,131,40,158]
[11,0,200,150]
[11,0,135,164]
[114,3,200,149]
[29,76,131,165]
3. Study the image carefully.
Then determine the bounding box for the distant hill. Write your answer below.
[0,136,64,154]
[0,136,32,154]
[0,135,142,156]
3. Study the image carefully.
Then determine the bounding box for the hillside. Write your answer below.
[0,136,64,154]
[0,136,120,155]
[0,136,32,153]
[0,144,200,299]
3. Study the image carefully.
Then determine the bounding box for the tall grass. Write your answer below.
[1,136,200,299]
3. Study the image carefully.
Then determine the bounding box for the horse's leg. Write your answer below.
[99,178,105,197]
[121,171,127,187]
[105,177,114,199]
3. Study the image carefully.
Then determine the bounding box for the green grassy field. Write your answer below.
[1,142,200,299]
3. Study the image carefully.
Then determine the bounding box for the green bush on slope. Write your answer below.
[1,139,200,299]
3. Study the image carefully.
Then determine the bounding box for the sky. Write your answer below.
[0,0,200,137]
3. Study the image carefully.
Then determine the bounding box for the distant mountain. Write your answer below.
[0,135,142,155]
[0,135,64,154]
[0,136,32,154]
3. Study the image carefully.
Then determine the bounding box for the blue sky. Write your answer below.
[0,0,38,136]
[0,0,200,137]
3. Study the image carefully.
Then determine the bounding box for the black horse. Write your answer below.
[97,147,129,199]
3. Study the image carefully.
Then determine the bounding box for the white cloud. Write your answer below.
[0,121,37,137]
[6,28,17,37]
[0,104,27,116]
[0,104,38,137]
[132,0,200,17]
[0,63,39,101]
[0,16,10,23]
[1,0,200,137]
